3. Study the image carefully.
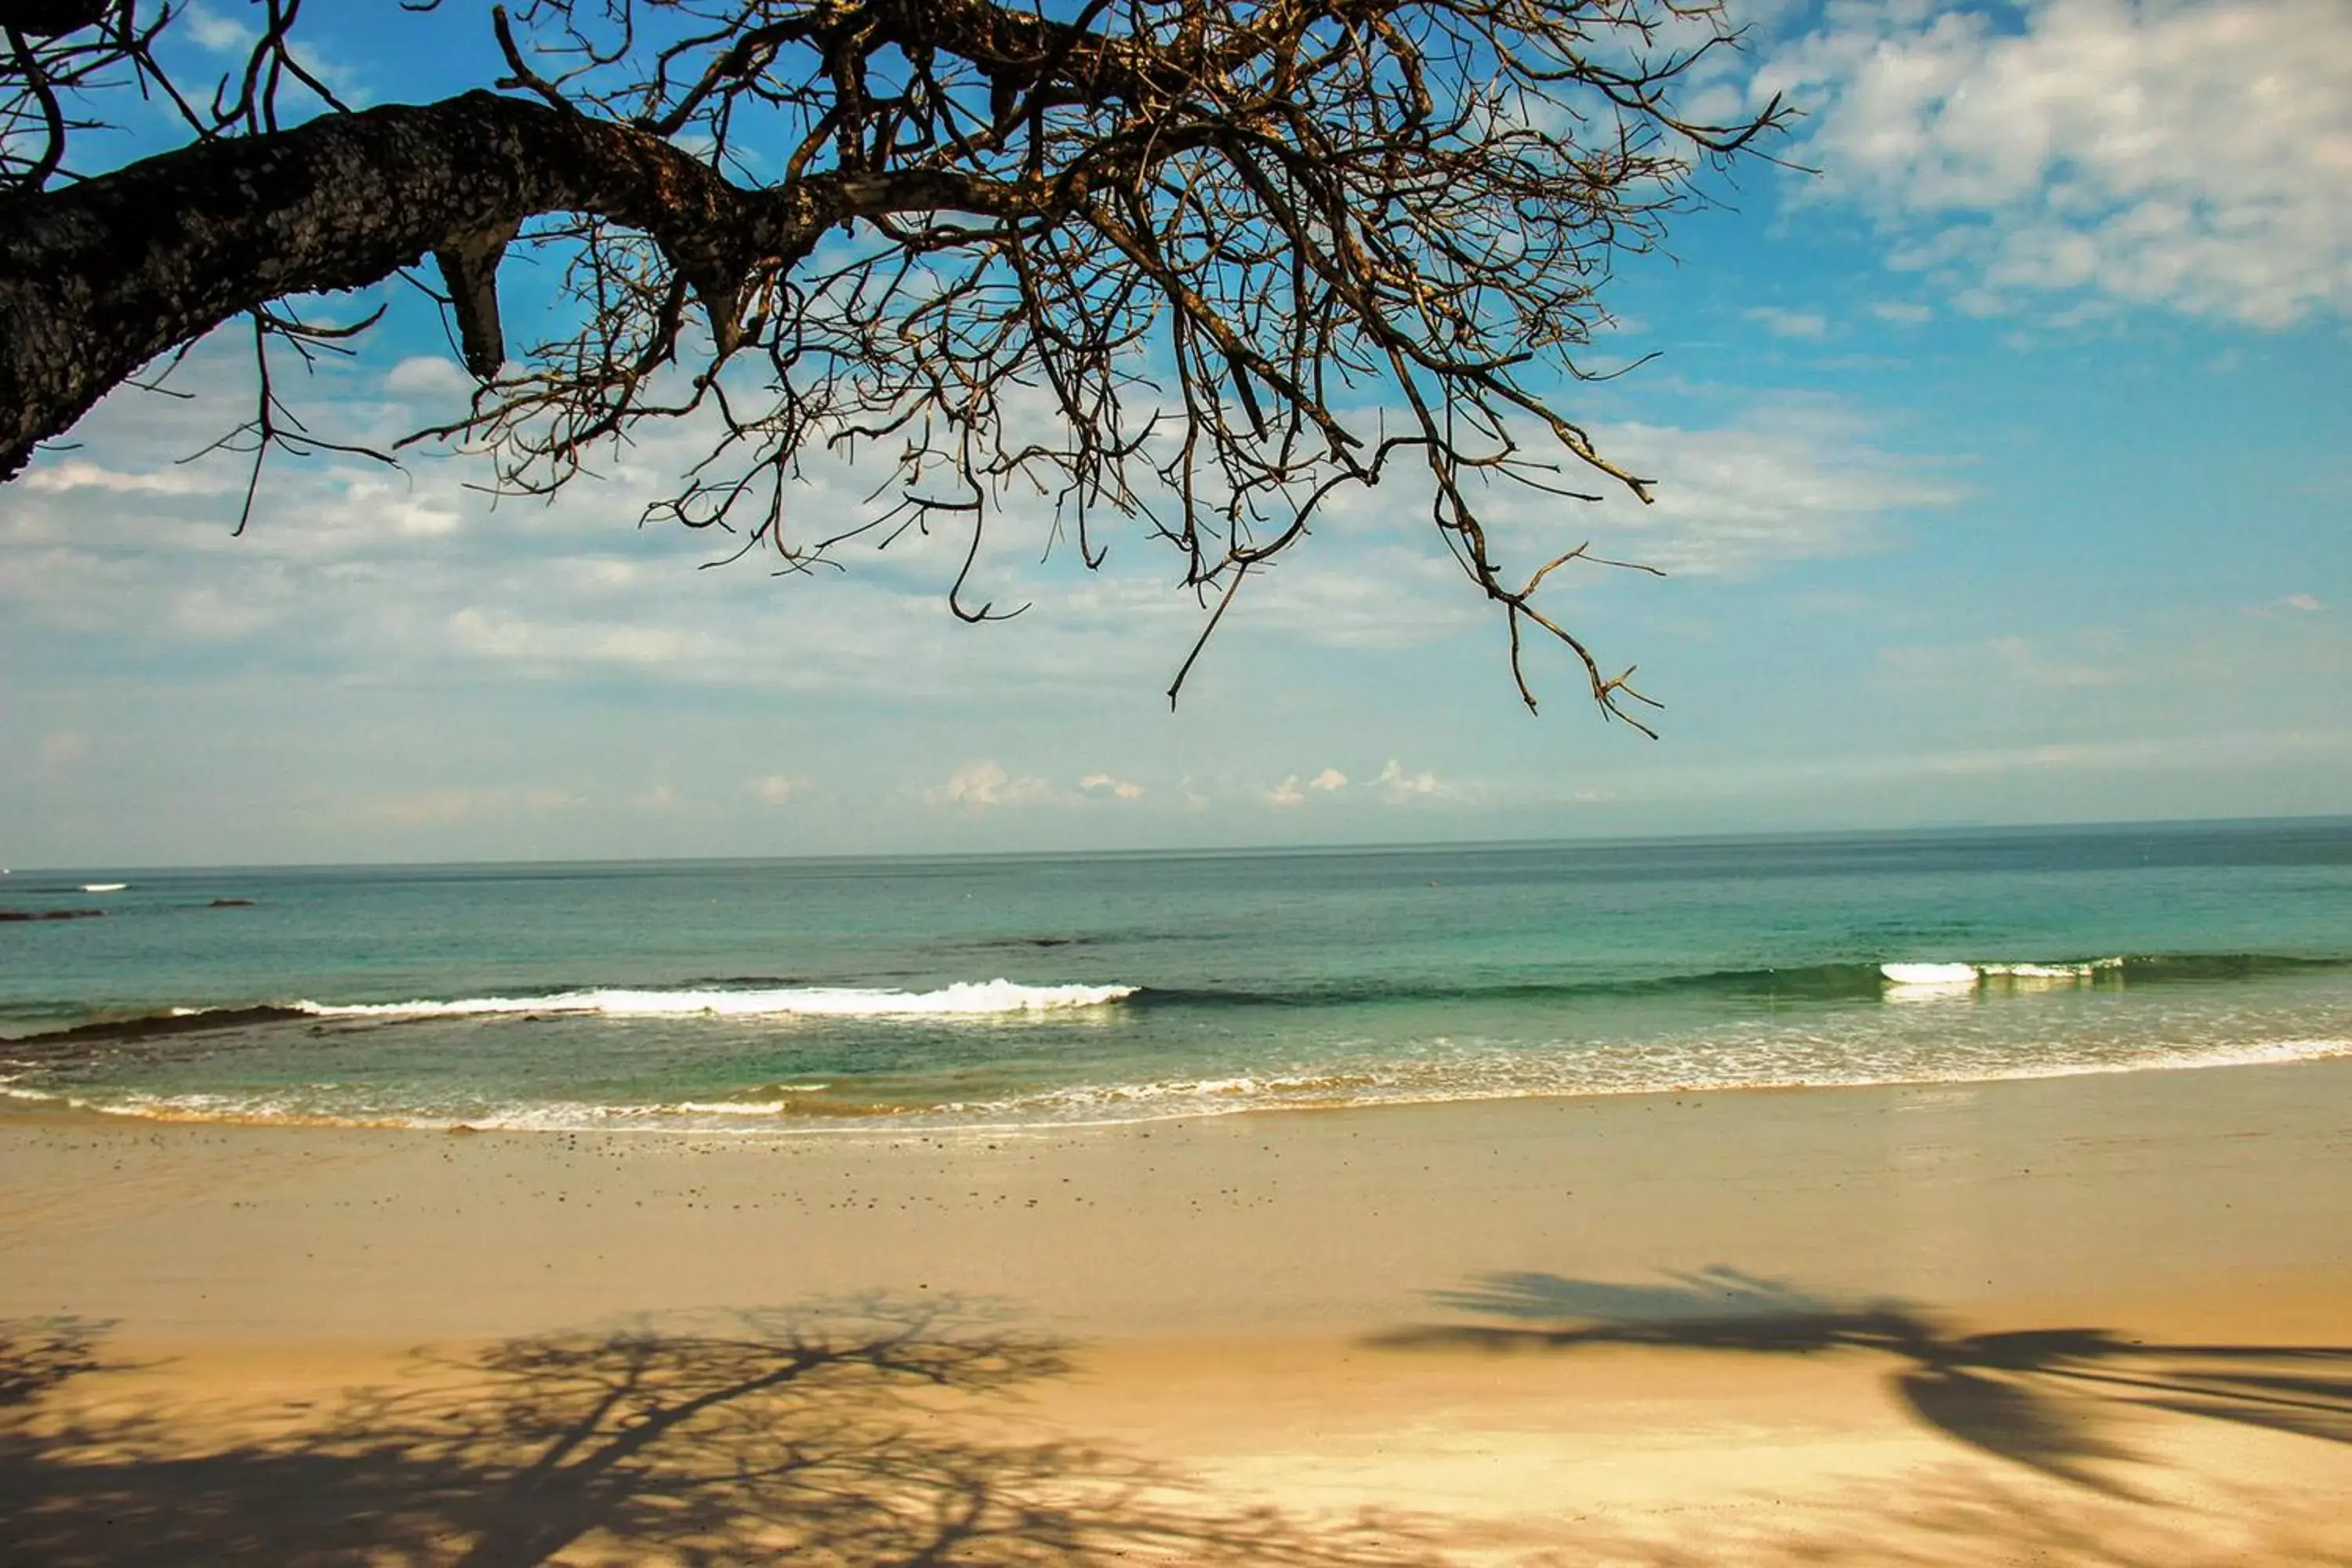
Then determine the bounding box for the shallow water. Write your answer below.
[5,820,2350,1132]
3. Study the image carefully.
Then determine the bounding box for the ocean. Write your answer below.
[5,819,2350,1134]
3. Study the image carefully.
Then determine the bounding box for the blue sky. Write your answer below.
[3,0,2348,867]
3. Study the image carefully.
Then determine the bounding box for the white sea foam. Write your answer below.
[296,980,1138,1021]
[859,1032,2352,1134]
[1881,958,2124,991]
[674,1089,830,1115]
[40,1029,2352,1136]
[1881,962,1979,988]
[90,1091,340,1125]
[1982,959,2124,979]
[1947,1036,2352,1081]
[79,882,126,893]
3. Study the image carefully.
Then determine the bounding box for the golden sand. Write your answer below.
[4,1058,2349,1564]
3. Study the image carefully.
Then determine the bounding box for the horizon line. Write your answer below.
[8,811,2350,879]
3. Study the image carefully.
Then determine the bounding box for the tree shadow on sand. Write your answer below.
[0,1319,112,1414]
[1371,1265,2352,1497]
[0,1301,1443,1568]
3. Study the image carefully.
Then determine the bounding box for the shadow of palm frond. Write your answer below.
[1374,1267,2352,1495]
[0,1301,1445,1568]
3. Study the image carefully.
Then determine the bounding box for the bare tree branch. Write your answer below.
[0,0,1790,722]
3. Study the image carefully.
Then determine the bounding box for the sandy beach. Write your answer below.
[5,1057,2350,1565]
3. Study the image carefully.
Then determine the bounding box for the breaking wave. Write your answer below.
[296,981,1139,1020]
[1882,958,2127,990]
[8,951,2346,1050]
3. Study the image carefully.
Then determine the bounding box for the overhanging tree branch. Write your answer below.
[0,0,1790,723]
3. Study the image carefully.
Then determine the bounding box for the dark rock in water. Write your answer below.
[208,898,256,908]
[0,908,103,922]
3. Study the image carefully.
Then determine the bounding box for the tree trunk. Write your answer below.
[0,91,833,481]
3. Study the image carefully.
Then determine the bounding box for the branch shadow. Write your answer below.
[0,1301,1444,1567]
[0,1319,112,1412]
[1371,1266,2352,1497]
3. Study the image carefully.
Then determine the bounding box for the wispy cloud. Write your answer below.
[1262,766,1352,808]
[927,760,1058,809]
[1879,634,2125,691]
[348,786,579,827]
[1080,772,1146,800]
[383,356,477,397]
[1372,759,1445,801]
[1512,400,1966,577]
[746,775,797,805]
[179,5,255,53]
[1757,0,2352,325]
[1745,306,1831,340]
[37,731,88,769]
[19,459,233,495]
[1240,543,1483,648]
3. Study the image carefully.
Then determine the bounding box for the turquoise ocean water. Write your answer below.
[5,820,2350,1134]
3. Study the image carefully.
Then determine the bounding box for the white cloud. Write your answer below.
[1373,759,1444,800]
[444,606,726,670]
[930,760,1058,809]
[1745,306,1831,339]
[338,477,462,537]
[0,332,1957,739]
[1870,301,1935,325]
[747,775,797,805]
[384,356,477,397]
[352,786,576,826]
[373,788,476,826]
[166,6,372,109]
[19,459,227,495]
[1758,0,2352,325]
[1079,772,1146,800]
[180,5,255,53]
[1243,544,1483,648]
[37,731,88,768]
[1879,633,2124,690]
[1545,401,1966,576]
[1262,766,1351,807]
[0,399,1195,702]
[169,584,280,641]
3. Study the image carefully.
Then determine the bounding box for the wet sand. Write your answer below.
[4,1058,2350,1564]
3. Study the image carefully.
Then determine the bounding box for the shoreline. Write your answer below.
[7,1024,2347,1141]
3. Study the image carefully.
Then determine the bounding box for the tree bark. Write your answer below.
[0,92,865,480]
